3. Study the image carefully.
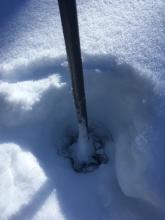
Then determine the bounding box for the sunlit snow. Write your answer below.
[0,0,165,220]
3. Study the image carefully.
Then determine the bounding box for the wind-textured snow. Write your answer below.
[0,0,165,220]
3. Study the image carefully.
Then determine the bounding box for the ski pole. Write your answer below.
[58,0,89,136]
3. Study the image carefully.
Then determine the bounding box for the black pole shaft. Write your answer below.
[58,0,88,131]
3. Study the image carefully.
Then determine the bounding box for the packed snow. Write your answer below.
[0,0,165,220]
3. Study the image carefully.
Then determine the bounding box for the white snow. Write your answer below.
[0,143,46,220]
[0,0,165,220]
[70,122,95,164]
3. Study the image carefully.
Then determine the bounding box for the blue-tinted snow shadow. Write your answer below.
[0,0,28,26]
[9,179,54,220]
[1,53,165,220]
[0,55,71,83]
[0,53,116,83]
[0,0,29,51]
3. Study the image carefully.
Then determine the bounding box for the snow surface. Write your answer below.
[0,0,165,219]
